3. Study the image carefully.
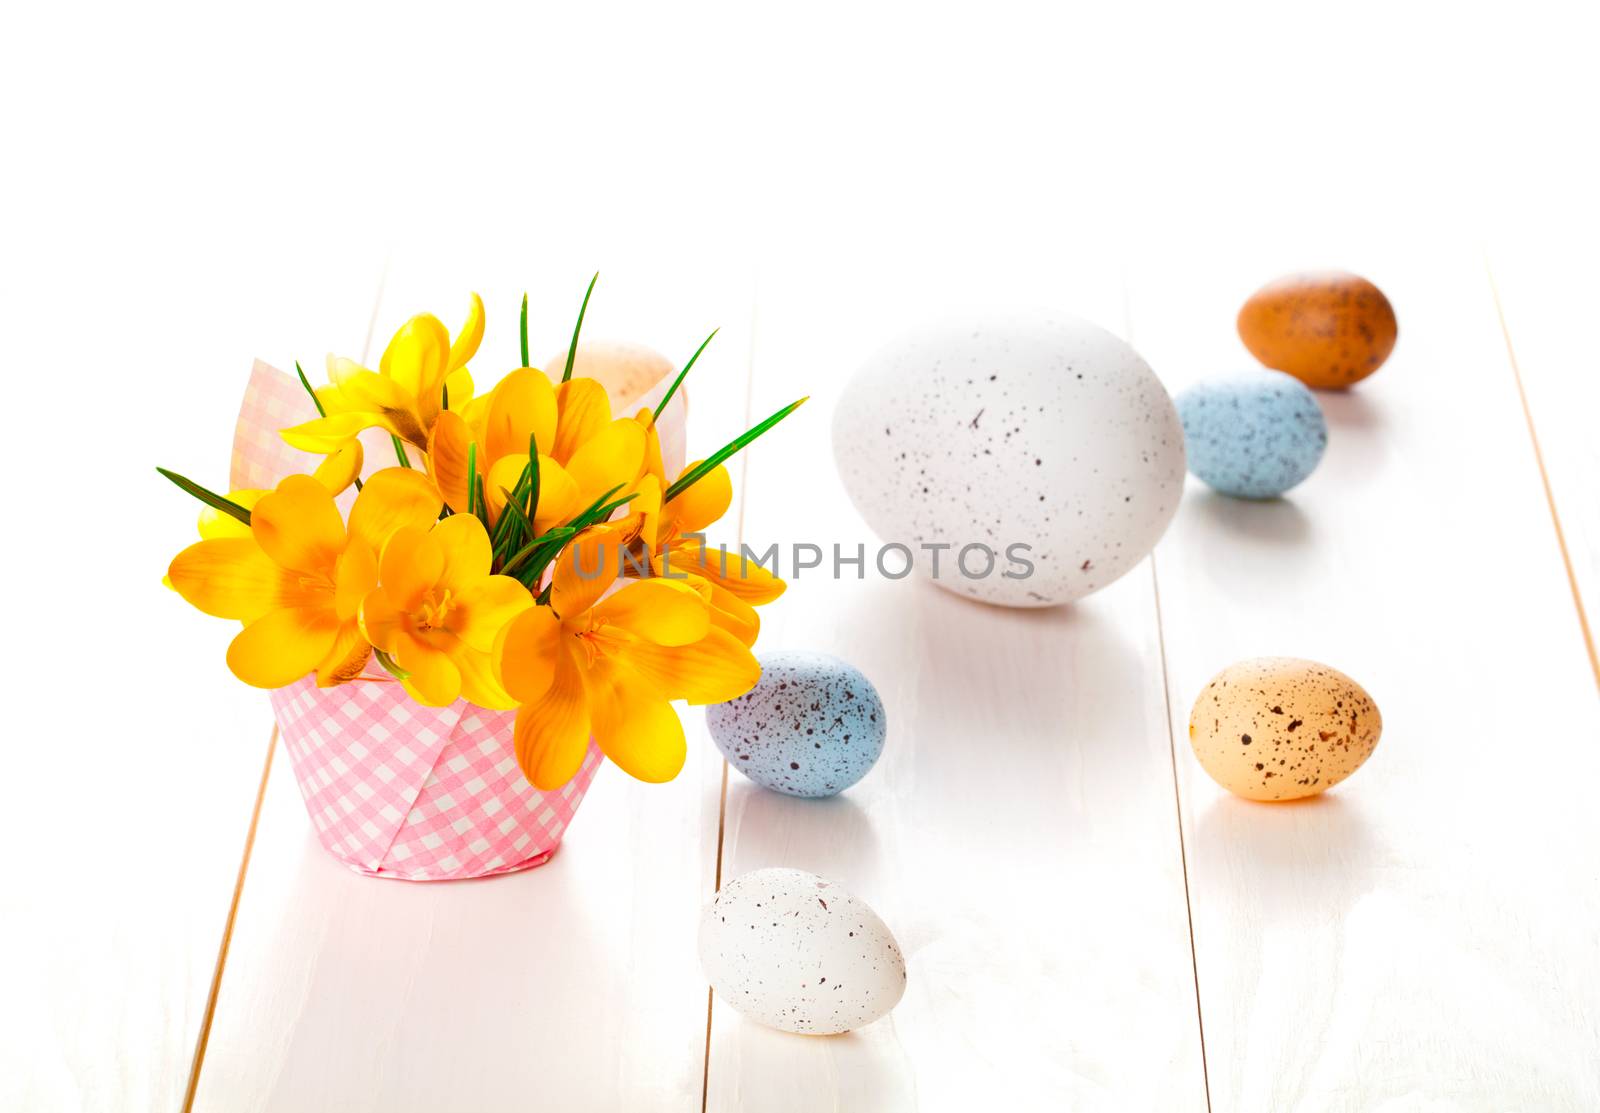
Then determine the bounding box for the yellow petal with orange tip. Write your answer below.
[430,512,494,589]
[485,368,558,464]
[425,409,479,514]
[451,575,532,652]
[585,658,686,783]
[314,620,372,687]
[617,624,761,705]
[168,537,315,621]
[447,292,485,373]
[358,587,407,653]
[393,633,462,707]
[251,475,346,576]
[494,603,563,704]
[552,378,611,462]
[551,527,624,618]
[197,489,265,540]
[594,578,710,647]
[513,643,592,790]
[678,539,787,604]
[312,439,364,495]
[227,606,340,689]
[455,645,518,711]
[564,418,646,506]
[347,467,443,554]
[666,461,732,535]
[380,526,444,611]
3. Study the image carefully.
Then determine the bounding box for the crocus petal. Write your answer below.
[513,644,592,790]
[380,526,444,611]
[251,475,346,576]
[430,513,493,589]
[333,541,379,621]
[451,575,532,652]
[486,368,558,464]
[704,579,761,646]
[380,313,452,408]
[494,604,563,703]
[312,439,364,495]
[281,412,383,454]
[638,408,666,485]
[678,540,787,604]
[347,467,443,554]
[168,538,314,621]
[394,633,462,707]
[227,606,340,689]
[455,645,518,711]
[628,474,663,554]
[425,409,480,514]
[197,489,266,540]
[594,578,710,646]
[533,457,581,532]
[564,419,646,506]
[585,658,686,783]
[447,292,485,373]
[551,528,624,618]
[314,620,372,687]
[359,587,407,653]
[444,366,475,410]
[324,368,420,431]
[484,453,530,525]
[617,625,761,705]
[665,461,732,535]
[552,378,612,462]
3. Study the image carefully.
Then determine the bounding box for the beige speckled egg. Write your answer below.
[1188,657,1381,801]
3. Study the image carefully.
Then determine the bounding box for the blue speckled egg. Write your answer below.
[706,651,886,797]
[1175,370,1328,498]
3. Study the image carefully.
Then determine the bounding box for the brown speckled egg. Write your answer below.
[1237,272,1398,389]
[1189,657,1381,801]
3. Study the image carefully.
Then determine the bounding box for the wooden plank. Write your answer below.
[703,233,1209,1111]
[1129,237,1600,1111]
[1486,234,1600,690]
[191,248,755,1112]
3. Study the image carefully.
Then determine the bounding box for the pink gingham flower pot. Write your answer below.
[271,675,602,880]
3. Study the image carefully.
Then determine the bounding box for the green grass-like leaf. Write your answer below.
[561,273,599,383]
[373,648,410,681]
[664,396,808,503]
[157,467,252,526]
[653,328,717,423]
[497,482,633,583]
[294,361,328,418]
[520,292,530,367]
[391,435,412,469]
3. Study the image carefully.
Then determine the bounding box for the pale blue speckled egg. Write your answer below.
[1176,370,1328,498]
[706,651,886,797]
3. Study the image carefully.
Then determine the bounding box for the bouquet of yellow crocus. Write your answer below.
[163,284,802,799]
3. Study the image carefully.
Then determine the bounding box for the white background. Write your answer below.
[4,2,1599,1110]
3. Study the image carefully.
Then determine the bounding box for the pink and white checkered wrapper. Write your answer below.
[229,358,686,880]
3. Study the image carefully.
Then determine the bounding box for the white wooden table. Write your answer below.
[7,7,1600,1111]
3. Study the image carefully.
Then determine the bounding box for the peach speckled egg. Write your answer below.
[1237,272,1398,389]
[1189,657,1381,801]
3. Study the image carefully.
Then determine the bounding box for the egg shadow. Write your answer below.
[1316,387,1388,434]
[1191,790,1380,929]
[721,782,881,878]
[1182,487,1315,549]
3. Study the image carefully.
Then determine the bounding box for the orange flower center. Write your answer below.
[418,587,457,632]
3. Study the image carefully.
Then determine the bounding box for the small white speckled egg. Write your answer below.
[833,313,1185,607]
[699,867,906,1034]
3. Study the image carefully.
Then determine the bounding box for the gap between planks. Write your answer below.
[1483,256,1600,696]
[701,270,762,1113]
[180,726,278,1113]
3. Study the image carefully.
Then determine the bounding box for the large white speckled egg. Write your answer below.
[699,868,906,1034]
[833,314,1185,607]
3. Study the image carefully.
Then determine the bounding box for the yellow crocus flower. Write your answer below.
[425,368,647,531]
[493,527,760,790]
[358,515,533,709]
[167,468,442,688]
[281,294,484,455]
